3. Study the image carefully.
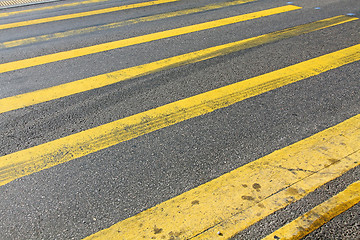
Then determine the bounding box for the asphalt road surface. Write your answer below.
[0,0,359,239]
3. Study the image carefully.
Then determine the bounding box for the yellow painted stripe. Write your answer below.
[188,144,360,239]
[263,181,360,240]
[0,5,300,73]
[0,42,359,190]
[0,0,257,49]
[0,0,116,18]
[0,15,356,114]
[84,116,360,239]
[0,0,179,30]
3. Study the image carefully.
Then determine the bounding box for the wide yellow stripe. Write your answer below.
[0,15,356,114]
[0,0,179,30]
[0,43,359,189]
[262,181,360,240]
[0,0,257,49]
[192,146,360,239]
[82,117,360,239]
[0,5,300,73]
[0,0,116,18]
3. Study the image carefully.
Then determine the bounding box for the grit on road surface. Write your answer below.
[0,0,359,239]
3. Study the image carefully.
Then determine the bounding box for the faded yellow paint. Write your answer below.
[83,116,360,239]
[0,0,117,18]
[0,42,359,189]
[0,0,179,30]
[0,0,257,49]
[0,15,356,114]
[262,181,360,240]
[194,152,360,239]
[0,5,301,73]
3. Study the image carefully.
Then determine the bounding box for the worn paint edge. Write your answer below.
[83,115,360,239]
[0,43,359,187]
[0,0,180,30]
[0,0,257,48]
[194,152,360,239]
[0,15,357,114]
[262,181,360,240]
[0,5,301,73]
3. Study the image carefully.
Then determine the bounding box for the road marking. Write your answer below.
[262,181,360,240]
[83,115,360,240]
[0,15,356,114]
[0,0,117,18]
[0,0,256,49]
[0,0,180,30]
[0,5,300,73]
[0,43,359,190]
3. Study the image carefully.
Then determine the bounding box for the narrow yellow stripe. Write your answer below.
[0,5,301,73]
[262,181,360,240]
[0,0,257,49]
[0,42,359,191]
[0,0,116,18]
[84,116,360,239]
[0,0,179,30]
[0,15,356,114]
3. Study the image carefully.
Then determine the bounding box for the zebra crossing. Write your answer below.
[0,0,359,239]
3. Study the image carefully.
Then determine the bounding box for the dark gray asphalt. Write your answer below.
[0,0,359,239]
